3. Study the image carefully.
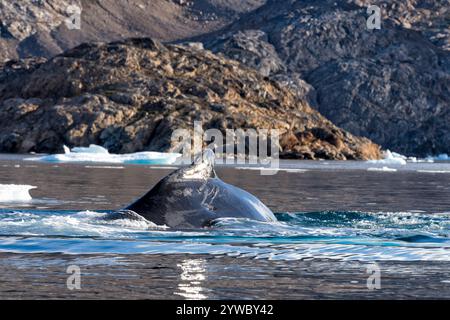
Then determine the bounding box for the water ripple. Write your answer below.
[0,210,449,261]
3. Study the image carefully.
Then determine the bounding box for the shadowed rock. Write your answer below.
[196,0,450,156]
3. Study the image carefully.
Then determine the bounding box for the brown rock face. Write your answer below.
[0,38,380,160]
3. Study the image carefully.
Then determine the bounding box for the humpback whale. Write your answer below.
[125,149,277,229]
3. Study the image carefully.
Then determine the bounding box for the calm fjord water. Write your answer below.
[0,155,449,299]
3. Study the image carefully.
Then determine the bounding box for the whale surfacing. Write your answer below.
[126,149,277,229]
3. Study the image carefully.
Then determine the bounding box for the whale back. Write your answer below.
[126,149,277,228]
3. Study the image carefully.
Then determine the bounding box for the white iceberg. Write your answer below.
[367,150,407,165]
[26,144,181,165]
[0,184,36,202]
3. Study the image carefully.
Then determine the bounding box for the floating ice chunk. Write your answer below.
[367,166,397,172]
[426,154,450,161]
[391,151,407,160]
[367,150,407,165]
[71,144,109,154]
[121,152,181,165]
[25,144,181,165]
[404,157,433,163]
[0,184,36,202]
[417,170,450,174]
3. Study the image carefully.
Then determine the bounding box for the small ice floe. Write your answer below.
[26,144,181,165]
[426,154,450,161]
[417,170,450,174]
[367,150,407,165]
[367,166,397,172]
[0,184,36,202]
[410,157,434,163]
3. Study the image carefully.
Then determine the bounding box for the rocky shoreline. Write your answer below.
[0,38,380,160]
[1,0,447,159]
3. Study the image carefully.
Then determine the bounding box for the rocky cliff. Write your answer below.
[0,0,266,62]
[195,0,450,156]
[2,0,446,158]
[0,38,380,160]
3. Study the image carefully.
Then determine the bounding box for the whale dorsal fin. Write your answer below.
[170,149,217,181]
[183,149,217,179]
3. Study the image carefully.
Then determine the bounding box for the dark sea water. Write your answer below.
[0,154,449,299]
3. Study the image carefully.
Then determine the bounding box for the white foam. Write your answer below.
[0,210,166,238]
[367,150,407,165]
[0,184,36,202]
[367,166,397,172]
[0,210,449,261]
[25,144,181,165]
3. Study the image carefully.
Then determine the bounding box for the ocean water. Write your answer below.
[0,155,449,299]
[0,210,449,262]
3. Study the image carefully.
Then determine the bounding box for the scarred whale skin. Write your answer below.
[126,149,277,229]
